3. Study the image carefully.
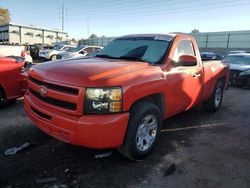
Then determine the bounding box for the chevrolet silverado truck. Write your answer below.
[0,56,27,106]
[24,34,229,160]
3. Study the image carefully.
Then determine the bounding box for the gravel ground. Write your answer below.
[0,87,249,188]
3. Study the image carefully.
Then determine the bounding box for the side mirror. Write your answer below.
[179,55,197,66]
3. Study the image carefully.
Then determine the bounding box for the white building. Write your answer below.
[0,22,68,45]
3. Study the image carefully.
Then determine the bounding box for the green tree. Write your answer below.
[71,38,77,43]
[89,33,98,39]
[191,29,199,34]
[0,8,10,24]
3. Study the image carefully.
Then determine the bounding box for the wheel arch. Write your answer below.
[128,93,165,118]
[0,84,7,100]
[218,76,227,89]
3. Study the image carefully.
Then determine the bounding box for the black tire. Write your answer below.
[118,101,162,160]
[0,89,7,107]
[7,99,17,105]
[202,80,224,112]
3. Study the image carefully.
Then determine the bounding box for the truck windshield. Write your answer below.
[224,55,250,65]
[96,37,172,64]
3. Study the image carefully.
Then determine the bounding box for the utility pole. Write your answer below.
[62,3,64,31]
[87,18,89,38]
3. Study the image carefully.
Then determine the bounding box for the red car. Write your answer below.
[0,56,28,106]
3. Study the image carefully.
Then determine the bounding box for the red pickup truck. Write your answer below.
[24,34,229,160]
[0,57,28,106]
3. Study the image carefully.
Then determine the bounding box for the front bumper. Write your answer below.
[24,92,129,149]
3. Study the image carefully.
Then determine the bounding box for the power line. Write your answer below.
[10,0,249,34]
[62,3,64,31]
[67,0,173,12]
[66,0,247,20]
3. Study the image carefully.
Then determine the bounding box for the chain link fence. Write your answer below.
[79,31,250,49]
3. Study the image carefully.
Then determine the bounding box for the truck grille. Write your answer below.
[28,76,84,115]
[29,88,77,111]
[29,76,79,95]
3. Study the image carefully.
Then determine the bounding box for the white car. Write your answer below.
[0,44,33,63]
[56,45,103,60]
[39,44,75,61]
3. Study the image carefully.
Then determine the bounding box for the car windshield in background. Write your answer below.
[96,37,172,64]
[54,45,63,51]
[68,46,86,52]
[224,55,250,65]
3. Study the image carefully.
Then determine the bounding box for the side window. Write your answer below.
[84,47,94,53]
[30,45,36,50]
[172,40,195,66]
[62,47,67,51]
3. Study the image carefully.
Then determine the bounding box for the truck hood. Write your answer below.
[230,63,250,71]
[30,57,151,86]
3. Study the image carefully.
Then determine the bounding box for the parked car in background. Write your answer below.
[0,44,33,64]
[224,53,250,86]
[24,33,229,160]
[201,52,222,61]
[237,69,250,88]
[0,56,27,106]
[39,44,75,61]
[42,45,54,50]
[227,50,250,54]
[56,45,103,60]
[25,44,45,59]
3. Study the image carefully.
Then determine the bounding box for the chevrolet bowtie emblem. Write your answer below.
[39,85,48,97]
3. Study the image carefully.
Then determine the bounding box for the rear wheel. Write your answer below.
[118,101,162,160]
[202,80,224,112]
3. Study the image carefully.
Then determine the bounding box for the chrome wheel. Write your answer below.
[51,55,57,61]
[136,114,158,152]
[215,87,222,108]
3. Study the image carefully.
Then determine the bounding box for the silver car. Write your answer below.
[56,45,103,60]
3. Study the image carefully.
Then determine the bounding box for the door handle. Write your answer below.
[192,72,201,79]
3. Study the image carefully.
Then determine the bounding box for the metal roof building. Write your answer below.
[0,22,68,45]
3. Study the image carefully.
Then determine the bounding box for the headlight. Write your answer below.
[239,69,250,76]
[84,87,122,113]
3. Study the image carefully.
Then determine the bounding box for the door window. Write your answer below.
[172,40,196,66]
[84,47,94,53]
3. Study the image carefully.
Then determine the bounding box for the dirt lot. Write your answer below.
[0,88,249,188]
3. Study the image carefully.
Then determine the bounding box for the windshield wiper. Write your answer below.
[119,56,148,63]
[95,54,119,59]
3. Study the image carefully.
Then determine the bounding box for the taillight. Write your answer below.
[21,50,25,57]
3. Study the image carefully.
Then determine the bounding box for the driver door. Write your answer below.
[164,39,203,116]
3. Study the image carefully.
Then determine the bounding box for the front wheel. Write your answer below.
[118,101,162,160]
[50,55,57,61]
[202,80,224,112]
[0,89,7,107]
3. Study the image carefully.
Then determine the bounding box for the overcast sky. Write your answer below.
[1,0,250,39]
